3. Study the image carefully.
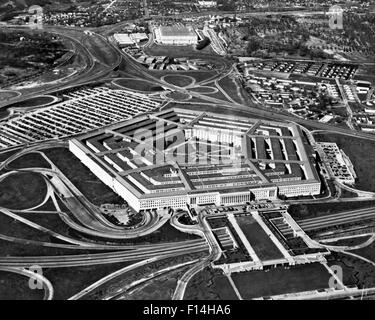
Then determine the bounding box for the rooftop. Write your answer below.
[159,25,197,37]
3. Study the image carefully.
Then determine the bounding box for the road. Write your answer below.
[172,209,222,300]
[0,266,54,300]
[0,240,208,268]
[295,207,375,232]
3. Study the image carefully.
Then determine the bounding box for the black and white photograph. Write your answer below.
[1,0,375,308]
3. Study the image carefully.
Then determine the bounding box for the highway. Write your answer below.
[0,26,122,110]
[1,145,172,240]
[293,207,375,232]
[0,266,54,300]
[172,209,222,300]
[0,240,208,268]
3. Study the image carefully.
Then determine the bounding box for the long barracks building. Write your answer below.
[69,109,321,211]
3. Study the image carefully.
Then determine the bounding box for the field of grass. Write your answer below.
[6,96,56,109]
[235,215,284,261]
[43,261,136,300]
[218,75,244,104]
[7,152,51,169]
[351,241,375,262]
[289,200,375,220]
[232,263,330,299]
[14,210,81,242]
[43,148,124,206]
[163,75,195,87]
[0,90,19,102]
[170,70,219,84]
[165,91,191,101]
[0,271,44,300]
[314,133,375,192]
[0,172,47,210]
[327,252,375,289]
[113,78,164,92]
[189,86,218,94]
[0,149,17,162]
[84,253,205,300]
[184,267,239,300]
[325,235,371,247]
[121,264,192,300]
[78,220,201,246]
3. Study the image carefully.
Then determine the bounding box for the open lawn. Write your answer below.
[42,261,136,300]
[351,241,375,262]
[163,75,195,87]
[113,78,164,92]
[0,90,20,102]
[314,133,375,192]
[218,75,244,104]
[327,252,375,288]
[325,235,371,247]
[85,253,205,300]
[79,220,201,246]
[169,70,218,83]
[0,212,52,247]
[122,265,192,300]
[165,91,191,101]
[0,172,47,210]
[6,95,56,109]
[0,271,44,300]
[43,148,124,206]
[232,263,330,299]
[7,152,51,170]
[235,215,284,261]
[185,268,238,300]
[189,86,218,94]
[0,149,18,162]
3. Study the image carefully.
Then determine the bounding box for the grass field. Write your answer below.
[166,70,218,83]
[165,91,191,101]
[7,152,51,170]
[325,235,371,247]
[0,149,17,162]
[43,148,124,206]
[122,264,192,300]
[84,253,205,300]
[0,172,47,210]
[289,201,375,220]
[14,211,80,244]
[184,267,238,300]
[6,96,56,109]
[235,215,284,261]
[43,261,136,300]
[79,220,201,246]
[0,212,52,247]
[218,75,244,104]
[163,75,195,87]
[189,86,218,94]
[351,241,375,262]
[0,90,19,102]
[314,133,375,192]
[0,271,44,300]
[232,263,330,299]
[113,78,164,92]
[327,252,375,289]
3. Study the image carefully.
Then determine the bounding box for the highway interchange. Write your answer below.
[2,18,375,300]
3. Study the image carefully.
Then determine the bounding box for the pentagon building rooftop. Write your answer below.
[69,108,321,211]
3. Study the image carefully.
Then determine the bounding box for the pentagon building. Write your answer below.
[69,109,321,211]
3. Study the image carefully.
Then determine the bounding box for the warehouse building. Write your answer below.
[154,25,198,45]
